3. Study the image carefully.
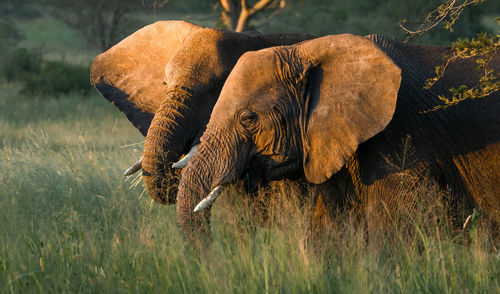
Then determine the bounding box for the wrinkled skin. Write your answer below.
[177,34,500,240]
[90,21,313,204]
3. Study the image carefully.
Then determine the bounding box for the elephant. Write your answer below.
[175,33,500,240]
[90,21,313,204]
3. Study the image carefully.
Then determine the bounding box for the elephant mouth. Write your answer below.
[263,158,302,181]
[239,155,301,193]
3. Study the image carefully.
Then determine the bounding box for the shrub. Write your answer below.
[21,60,92,96]
[2,47,92,97]
[0,0,41,19]
[0,21,21,51]
[2,47,43,82]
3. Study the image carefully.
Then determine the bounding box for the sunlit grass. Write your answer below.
[1,83,498,293]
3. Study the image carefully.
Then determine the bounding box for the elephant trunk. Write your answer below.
[176,129,248,241]
[142,89,201,204]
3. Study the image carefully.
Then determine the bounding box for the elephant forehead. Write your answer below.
[234,49,278,81]
[217,50,281,108]
[164,29,227,83]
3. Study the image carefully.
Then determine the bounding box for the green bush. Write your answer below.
[2,47,42,82]
[0,0,40,19]
[2,47,92,97]
[0,21,21,51]
[21,60,92,96]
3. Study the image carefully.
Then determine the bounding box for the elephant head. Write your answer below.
[176,34,402,239]
[90,21,313,204]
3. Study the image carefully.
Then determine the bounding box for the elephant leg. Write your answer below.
[308,174,357,238]
[452,144,500,223]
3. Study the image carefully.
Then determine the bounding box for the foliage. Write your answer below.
[424,29,499,111]
[247,0,498,45]
[2,47,92,97]
[0,21,22,51]
[21,60,92,97]
[0,21,23,73]
[400,0,487,39]
[45,0,144,50]
[402,1,499,110]
[0,0,41,19]
[2,47,43,83]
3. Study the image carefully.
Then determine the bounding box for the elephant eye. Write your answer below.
[239,109,258,127]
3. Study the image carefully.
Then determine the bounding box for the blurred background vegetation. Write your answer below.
[0,0,498,97]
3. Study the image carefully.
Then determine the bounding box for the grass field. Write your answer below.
[1,82,499,293]
[1,4,499,293]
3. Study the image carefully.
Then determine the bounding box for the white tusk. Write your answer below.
[124,157,142,176]
[194,186,224,212]
[462,214,472,229]
[172,144,199,169]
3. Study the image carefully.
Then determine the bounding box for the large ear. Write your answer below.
[90,21,202,136]
[296,34,401,184]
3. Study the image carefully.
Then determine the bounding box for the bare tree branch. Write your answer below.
[254,0,286,30]
[219,0,285,32]
[220,0,231,11]
[248,0,274,15]
[399,0,485,41]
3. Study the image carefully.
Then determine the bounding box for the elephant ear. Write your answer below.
[90,21,202,136]
[296,34,401,184]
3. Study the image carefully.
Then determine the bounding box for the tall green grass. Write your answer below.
[1,84,498,293]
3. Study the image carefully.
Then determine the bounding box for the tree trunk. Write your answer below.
[220,0,284,32]
[220,0,240,30]
[235,7,249,32]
